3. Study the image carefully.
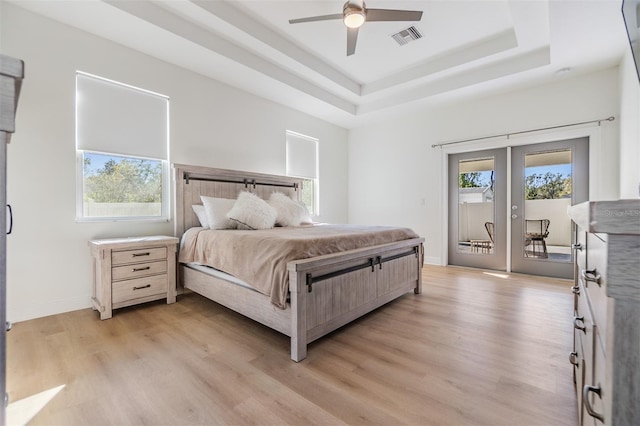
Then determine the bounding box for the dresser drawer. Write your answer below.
[112,246,167,266]
[575,282,597,426]
[584,233,608,345]
[576,230,587,275]
[584,333,607,425]
[112,274,167,304]
[112,260,167,281]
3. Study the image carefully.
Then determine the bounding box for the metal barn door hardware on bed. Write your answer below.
[183,172,299,190]
[305,245,421,292]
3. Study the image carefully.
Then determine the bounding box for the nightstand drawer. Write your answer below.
[112,260,167,281]
[112,247,167,266]
[112,274,167,304]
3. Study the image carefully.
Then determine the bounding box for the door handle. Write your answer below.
[511,214,518,219]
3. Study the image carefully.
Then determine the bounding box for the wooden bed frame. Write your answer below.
[174,164,424,361]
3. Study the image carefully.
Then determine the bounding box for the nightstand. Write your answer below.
[89,236,179,320]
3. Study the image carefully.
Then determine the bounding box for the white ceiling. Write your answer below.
[10,0,629,129]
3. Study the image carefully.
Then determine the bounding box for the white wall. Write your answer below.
[524,199,572,246]
[619,48,640,198]
[349,68,622,265]
[1,4,348,322]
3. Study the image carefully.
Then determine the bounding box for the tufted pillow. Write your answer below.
[192,204,209,229]
[268,192,307,227]
[200,196,237,229]
[226,191,277,230]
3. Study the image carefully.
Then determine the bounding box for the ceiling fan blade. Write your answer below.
[289,14,342,24]
[347,27,359,56]
[365,9,423,22]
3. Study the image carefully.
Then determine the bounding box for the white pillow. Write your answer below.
[200,196,237,229]
[297,201,313,224]
[226,191,277,230]
[191,204,209,229]
[268,192,305,227]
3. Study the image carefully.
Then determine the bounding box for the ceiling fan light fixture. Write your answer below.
[343,7,365,28]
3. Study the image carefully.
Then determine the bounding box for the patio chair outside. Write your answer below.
[525,219,550,258]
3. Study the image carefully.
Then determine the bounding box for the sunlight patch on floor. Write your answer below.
[483,271,510,279]
[6,384,65,426]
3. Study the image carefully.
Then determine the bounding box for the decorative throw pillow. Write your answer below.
[200,196,237,229]
[268,192,305,227]
[192,204,209,229]
[226,191,277,230]
[297,201,313,224]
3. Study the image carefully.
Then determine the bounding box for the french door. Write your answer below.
[448,137,589,279]
[510,138,588,278]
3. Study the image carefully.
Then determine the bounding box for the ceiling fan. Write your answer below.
[289,1,423,56]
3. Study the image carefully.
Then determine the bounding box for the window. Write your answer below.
[76,72,169,221]
[285,131,318,215]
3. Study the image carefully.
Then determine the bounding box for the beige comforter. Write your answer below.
[179,224,419,308]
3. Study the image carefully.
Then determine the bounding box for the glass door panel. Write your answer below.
[523,150,572,261]
[448,148,507,271]
[457,157,495,255]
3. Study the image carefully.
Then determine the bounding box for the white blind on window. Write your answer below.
[76,72,168,159]
[286,131,318,179]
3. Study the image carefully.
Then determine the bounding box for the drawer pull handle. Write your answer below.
[569,351,579,366]
[583,385,604,423]
[6,204,13,235]
[581,269,602,286]
[571,285,580,295]
[573,316,586,333]
[571,243,583,251]
[132,252,151,257]
[133,284,151,291]
[132,266,151,272]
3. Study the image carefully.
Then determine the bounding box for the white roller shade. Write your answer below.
[286,131,318,179]
[76,72,168,159]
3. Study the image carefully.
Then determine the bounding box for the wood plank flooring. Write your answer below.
[6,266,577,425]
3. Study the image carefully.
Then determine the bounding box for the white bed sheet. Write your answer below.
[185,262,257,291]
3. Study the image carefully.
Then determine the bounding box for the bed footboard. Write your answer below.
[287,238,424,361]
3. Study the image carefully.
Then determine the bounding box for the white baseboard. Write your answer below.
[8,296,91,323]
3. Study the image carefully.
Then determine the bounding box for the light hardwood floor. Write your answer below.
[7,266,577,425]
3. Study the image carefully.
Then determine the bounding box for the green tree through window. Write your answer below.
[525,172,572,200]
[82,153,162,217]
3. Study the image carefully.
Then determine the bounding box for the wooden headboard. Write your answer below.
[173,164,305,236]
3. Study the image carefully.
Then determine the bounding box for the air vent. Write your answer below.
[391,26,423,46]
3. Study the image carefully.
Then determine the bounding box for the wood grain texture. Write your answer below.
[173,164,424,361]
[173,164,304,236]
[6,266,578,426]
[568,201,640,426]
[88,236,178,320]
[567,199,640,235]
[0,54,24,136]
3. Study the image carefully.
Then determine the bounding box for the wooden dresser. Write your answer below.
[1,53,24,425]
[567,200,640,426]
[89,236,178,320]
